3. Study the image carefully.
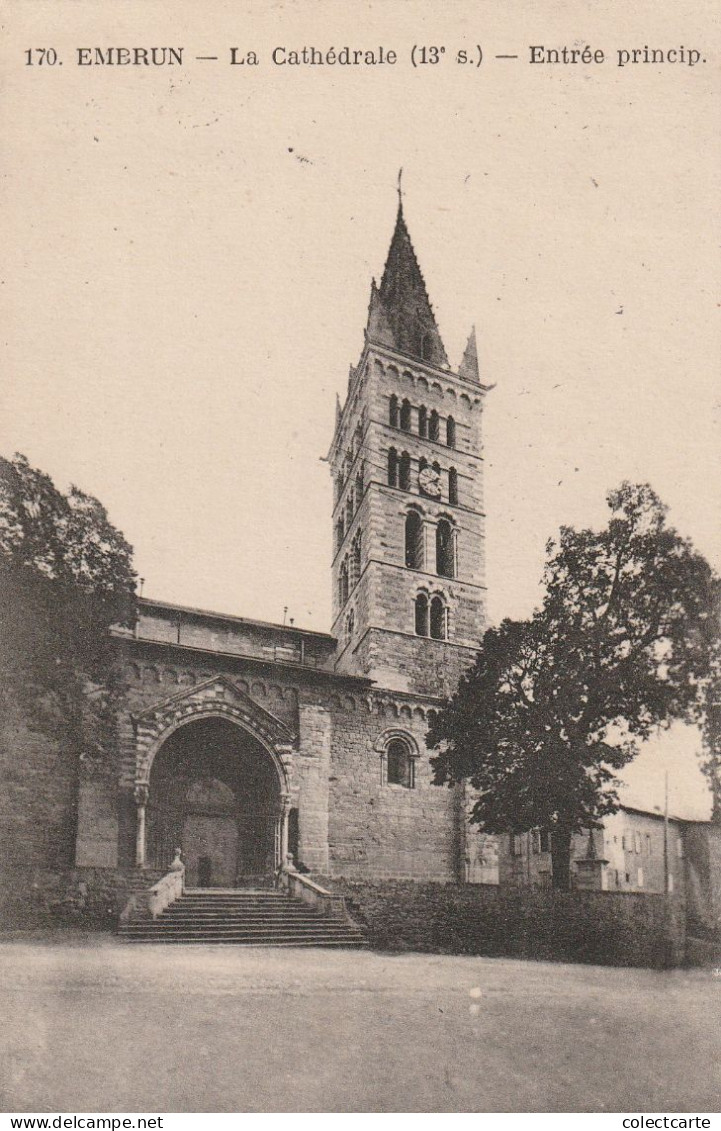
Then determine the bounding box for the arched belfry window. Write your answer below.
[399,451,411,492]
[430,595,447,640]
[418,405,428,438]
[436,519,455,578]
[448,467,458,505]
[429,410,440,442]
[446,416,456,448]
[415,592,429,636]
[389,395,399,428]
[405,510,424,570]
[352,531,362,584]
[386,738,416,788]
[339,560,349,607]
[388,448,398,487]
[400,399,412,432]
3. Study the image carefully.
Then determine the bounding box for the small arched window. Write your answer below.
[448,467,458,505]
[400,399,412,432]
[387,739,415,788]
[405,510,424,570]
[418,405,428,438]
[430,596,447,640]
[432,460,441,478]
[420,334,432,362]
[436,519,455,578]
[335,474,343,504]
[415,592,429,636]
[429,410,440,442]
[346,608,355,641]
[336,517,344,553]
[346,493,354,527]
[446,416,456,448]
[388,448,398,487]
[399,451,411,492]
[418,456,428,475]
[355,466,364,500]
[389,395,399,428]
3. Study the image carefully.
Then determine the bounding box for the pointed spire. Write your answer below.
[458,325,480,384]
[365,193,449,368]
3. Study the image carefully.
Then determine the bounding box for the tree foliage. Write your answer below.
[429,483,718,888]
[0,453,136,772]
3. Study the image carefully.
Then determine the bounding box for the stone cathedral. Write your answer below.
[4,198,494,914]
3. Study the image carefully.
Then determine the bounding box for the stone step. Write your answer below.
[122,937,368,947]
[117,887,366,949]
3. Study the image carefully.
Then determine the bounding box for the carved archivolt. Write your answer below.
[131,675,295,790]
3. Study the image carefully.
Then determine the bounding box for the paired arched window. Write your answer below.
[416,592,447,639]
[429,410,440,442]
[446,416,456,448]
[400,398,412,432]
[398,451,411,491]
[388,447,398,487]
[415,592,429,636]
[389,395,399,428]
[448,467,458,505]
[436,519,455,578]
[430,595,447,640]
[418,405,428,438]
[405,510,424,570]
[386,738,416,788]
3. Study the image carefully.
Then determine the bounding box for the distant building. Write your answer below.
[496,804,711,899]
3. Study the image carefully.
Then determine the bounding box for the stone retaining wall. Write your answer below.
[323,878,687,968]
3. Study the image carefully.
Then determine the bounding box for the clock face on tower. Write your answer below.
[418,466,442,498]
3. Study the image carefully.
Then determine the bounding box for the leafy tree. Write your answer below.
[429,483,718,889]
[0,453,136,774]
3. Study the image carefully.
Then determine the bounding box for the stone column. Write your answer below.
[423,519,434,573]
[134,783,149,868]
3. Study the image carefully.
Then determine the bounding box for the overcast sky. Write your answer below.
[3,0,719,815]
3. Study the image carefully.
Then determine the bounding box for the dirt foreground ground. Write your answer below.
[0,933,718,1113]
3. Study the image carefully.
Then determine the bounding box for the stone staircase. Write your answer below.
[118,888,367,947]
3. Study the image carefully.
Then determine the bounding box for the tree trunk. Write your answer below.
[550,823,574,890]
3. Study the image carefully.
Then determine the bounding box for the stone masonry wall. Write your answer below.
[325,691,460,881]
[0,694,79,924]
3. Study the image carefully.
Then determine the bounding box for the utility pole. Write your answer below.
[663,769,670,894]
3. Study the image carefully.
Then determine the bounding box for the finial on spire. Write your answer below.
[397,168,404,207]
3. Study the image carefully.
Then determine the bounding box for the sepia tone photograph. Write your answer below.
[1,0,720,1116]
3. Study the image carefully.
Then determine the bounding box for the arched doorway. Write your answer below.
[145,716,284,887]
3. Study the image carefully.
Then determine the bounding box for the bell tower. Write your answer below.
[329,194,490,697]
